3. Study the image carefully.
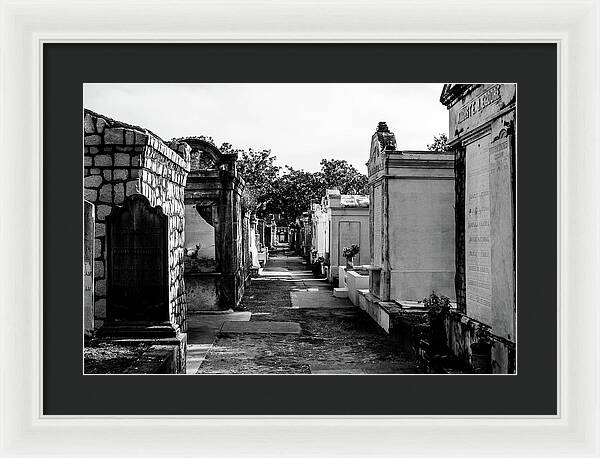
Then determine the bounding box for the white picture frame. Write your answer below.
[1,0,598,456]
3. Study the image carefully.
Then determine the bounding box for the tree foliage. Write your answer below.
[234,147,280,214]
[319,159,368,196]
[427,133,450,152]
[235,149,369,222]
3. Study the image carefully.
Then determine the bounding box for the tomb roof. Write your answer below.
[439,84,480,107]
[340,194,369,208]
[84,108,189,164]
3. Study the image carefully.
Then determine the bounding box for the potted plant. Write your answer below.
[423,291,451,354]
[342,244,360,270]
[470,324,493,373]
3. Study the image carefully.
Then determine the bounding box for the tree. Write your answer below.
[235,148,370,222]
[318,159,368,195]
[427,133,450,152]
[234,147,280,216]
[263,160,369,222]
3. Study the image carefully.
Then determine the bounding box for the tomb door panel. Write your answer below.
[107,195,168,322]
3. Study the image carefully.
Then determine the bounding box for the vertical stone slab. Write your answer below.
[489,134,516,340]
[465,135,492,324]
[84,200,95,336]
[106,194,168,323]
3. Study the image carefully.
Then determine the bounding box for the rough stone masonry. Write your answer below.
[83,109,191,332]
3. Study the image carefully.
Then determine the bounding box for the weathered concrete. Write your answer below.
[291,290,354,309]
[196,253,421,374]
[220,321,302,334]
[185,311,251,374]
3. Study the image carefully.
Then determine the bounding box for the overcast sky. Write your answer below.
[84,83,448,174]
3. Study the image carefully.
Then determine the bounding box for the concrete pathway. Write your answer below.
[185,311,250,374]
[189,251,421,374]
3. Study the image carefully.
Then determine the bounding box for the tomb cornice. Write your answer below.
[439,83,480,108]
[387,157,455,169]
[447,102,516,147]
[371,173,455,182]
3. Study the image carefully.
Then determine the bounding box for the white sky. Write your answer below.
[84,83,448,174]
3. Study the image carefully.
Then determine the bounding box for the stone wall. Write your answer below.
[83,109,190,331]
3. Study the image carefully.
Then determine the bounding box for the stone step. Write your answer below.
[333,287,349,298]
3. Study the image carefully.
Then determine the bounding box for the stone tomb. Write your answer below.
[440,84,516,373]
[182,138,249,311]
[84,109,190,373]
[367,122,456,302]
[322,189,370,283]
[83,109,191,335]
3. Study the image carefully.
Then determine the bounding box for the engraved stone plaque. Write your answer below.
[106,194,168,322]
[489,134,515,340]
[465,135,492,324]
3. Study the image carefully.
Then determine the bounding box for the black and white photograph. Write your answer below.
[83,83,516,375]
[6,0,599,450]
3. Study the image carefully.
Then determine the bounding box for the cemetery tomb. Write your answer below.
[84,109,190,372]
[322,189,370,284]
[440,83,516,373]
[367,122,455,303]
[181,137,248,312]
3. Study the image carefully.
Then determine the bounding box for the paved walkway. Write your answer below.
[187,251,421,374]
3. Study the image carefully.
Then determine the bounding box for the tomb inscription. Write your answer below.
[106,194,168,322]
[465,137,492,323]
[489,134,515,340]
